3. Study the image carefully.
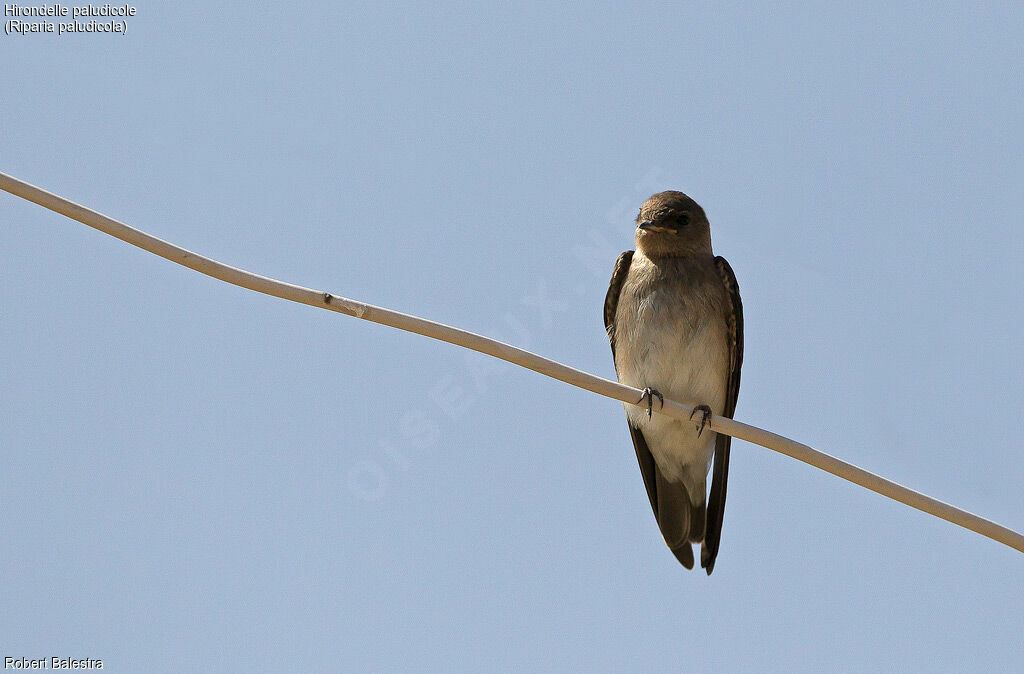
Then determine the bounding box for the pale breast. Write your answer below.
[613,253,729,484]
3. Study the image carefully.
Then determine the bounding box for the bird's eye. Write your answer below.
[676,212,690,227]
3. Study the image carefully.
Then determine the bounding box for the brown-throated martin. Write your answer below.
[604,191,743,574]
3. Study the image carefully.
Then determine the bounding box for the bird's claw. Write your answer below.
[638,387,664,419]
[689,404,713,438]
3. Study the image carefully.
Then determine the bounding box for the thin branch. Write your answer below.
[2,170,1021,556]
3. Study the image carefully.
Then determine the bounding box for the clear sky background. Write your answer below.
[2,2,1022,671]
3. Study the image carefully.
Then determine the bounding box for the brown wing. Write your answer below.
[604,253,659,509]
[701,256,744,574]
[605,250,696,569]
[604,250,634,341]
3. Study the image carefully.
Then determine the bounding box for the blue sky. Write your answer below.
[2,2,1022,671]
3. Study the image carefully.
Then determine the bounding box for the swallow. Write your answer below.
[604,191,743,574]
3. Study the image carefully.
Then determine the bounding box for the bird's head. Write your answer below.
[634,191,712,258]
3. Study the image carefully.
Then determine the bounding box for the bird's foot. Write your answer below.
[637,387,664,419]
[689,404,713,438]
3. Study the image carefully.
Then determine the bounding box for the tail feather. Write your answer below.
[689,500,706,542]
[654,468,707,570]
[669,540,695,569]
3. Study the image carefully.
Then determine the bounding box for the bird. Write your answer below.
[604,191,743,574]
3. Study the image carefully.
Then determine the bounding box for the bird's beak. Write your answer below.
[637,220,667,232]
